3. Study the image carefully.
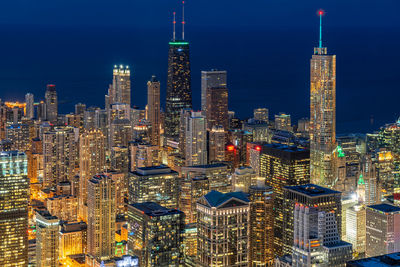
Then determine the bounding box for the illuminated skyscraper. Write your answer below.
[310,12,337,187]
[0,151,28,266]
[249,185,274,266]
[45,84,58,122]
[180,176,210,224]
[201,70,227,111]
[346,204,366,257]
[87,174,116,261]
[147,75,161,146]
[184,111,207,166]
[35,210,59,267]
[259,144,310,256]
[274,112,292,132]
[197,191,250,266]
[127,202,185,266]
[253,108,269,122]
[25,93,34,119]
[165,9,192,142]
[6,123,30,151]
[208,125,226,163]
[110,65,131,106]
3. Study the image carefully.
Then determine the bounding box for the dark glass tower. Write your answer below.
[165,41,192,142]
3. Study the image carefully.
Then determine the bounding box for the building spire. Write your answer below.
[173,12,176,41]
[182,1,185,40]
[318,10,324,48]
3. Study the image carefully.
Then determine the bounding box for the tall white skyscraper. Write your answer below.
[25,93,34,119]
[184,111,207,166]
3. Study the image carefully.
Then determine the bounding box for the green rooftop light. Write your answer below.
[169,41,189,45]
[336,145,345,158]
[358,174,365,185]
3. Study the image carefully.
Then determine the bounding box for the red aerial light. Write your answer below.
[227,145,235,152]
[255,146,261,151]
[318,10,324,16]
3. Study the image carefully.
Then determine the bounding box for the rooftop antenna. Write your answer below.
[182,1,185,40]
[173,12,176,41]
[318,10,324,48]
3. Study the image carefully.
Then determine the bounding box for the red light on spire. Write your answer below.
[255,146,261,151]
[318,10,324,16]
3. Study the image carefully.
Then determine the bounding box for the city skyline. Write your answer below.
[0,1,399,133]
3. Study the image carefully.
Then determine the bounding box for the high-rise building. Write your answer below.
[79,129,106,221]
[201,70,227,112]
[249,185,274,267]
[147,75,161,146]
[128,141,160,171]
[291,204,352,267]
[274,112,292,132]
[128,165,179,209]
[59,222,87,264]
[357,155,381,205]
[74,102,86,115]
[6,123,30,151]
[0,151,28,266]
[43,126,77,188]
[110,65,131,106]
[259,144,310,256]
[310,13,337,187]
[180,176,210,224]
[181,163,230,193]
[365,204,400,257]
[45,84,58,122]
[184,111,207,166]
[346,204,366,257]
[253,108,269,122]
[165,37,192,142]
[46,195,78,222]
[25,93,34,119]
[208,125,226,163]
[127,202,185,266]
[282,184,342,256]
[87,174,116,261]
[110,118,132,148]
[35,210,59,267]
[232,166,257,192]
[197,191,250,266]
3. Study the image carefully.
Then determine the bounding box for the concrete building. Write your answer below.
[35,210,59,267]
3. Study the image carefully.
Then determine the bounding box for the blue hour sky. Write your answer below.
[0,0,399,133]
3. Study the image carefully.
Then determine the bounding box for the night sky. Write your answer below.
[0,0,400,133]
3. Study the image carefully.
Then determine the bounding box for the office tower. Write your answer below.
[127,202,185,266]
[43,126,77,188]
[45,84,58,122]
[6,123,30,151]
[197,191,250,266]
[128,141,160,171]
[59,222,87,264]
[184,111,207,166]
[87,175,116,261]
[180,176,210,224]
[376,149,395,198]
[232,166,257,192]
[109,65,131,106]
[182,163,230,193]
[225,143,240,168]
[74,102,86,115]
[291,205,352,267]
[25,93,34,119]
[282,184,342,256]
[201,70,227,111]
[165,20,192,142]
[147,75,161,146]
[46,195,78,222]
[341,193,358,240]
[110,118,132,148]
[247,143,262,175]
[132,120,151,143]
[178,108,191,155]
[259,143,310,256]
[275,112,292,131]
[249,185,274,267]
[35,210,59,267]
[78,129,106,221]
[83,106,100,130]
[208,125,226,163]
[110,146,129,173]
[254,108,269,122]
[183,223,198,265]
[243,119,270,143]
[297,118,310,137]
[357,155,381,205]
[346,204,366,257]
[365,204,400,257]
[27,137,43,184]
[310,13,336,187]
[37,100,46,121]
[65,113,83,130]
[103,170,126,215]
[129,165,179,209]
[0,151,28,266]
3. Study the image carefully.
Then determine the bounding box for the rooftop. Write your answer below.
[368,203,400,213]
[263,143,307,152]
[204,190,249,207]
[133,165,176,176]
[130,202,183,217]
[285,184,341,197]
[347,252,400,267]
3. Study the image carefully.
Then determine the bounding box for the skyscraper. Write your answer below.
[253,108,269,122]
[35,210,59,267]
[45,84,58,122]
[310,12,337,187]
[184,111,207,166]
[110,65,131,106]
[147,75,161,146]
[165,10,192,142]
[201,70,227,111]
[0,151,28,266]
[25,93,34,119]
[208,125,226,163]
[87,174,116,261]
[79,129,106,221]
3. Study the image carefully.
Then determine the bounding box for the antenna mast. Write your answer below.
[182,1,185,40]
[319,10,324,48]
[173,12,176,41]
